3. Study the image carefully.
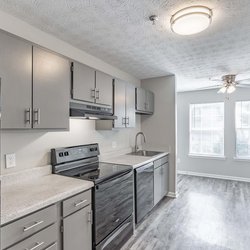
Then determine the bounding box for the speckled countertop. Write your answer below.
[101,151,169,169]
[1,166,93,225]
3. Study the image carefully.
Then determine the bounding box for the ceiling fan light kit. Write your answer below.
[170,6,212,35]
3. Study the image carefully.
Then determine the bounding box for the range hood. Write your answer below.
[70,101,117,120]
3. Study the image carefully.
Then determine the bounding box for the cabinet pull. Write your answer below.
[25,108,31,124]
[126,117,129,125]
[74,199,87,207]
[96,89,100,100]
[23,220,44,232]
[45,242,57,250]
[122,117,126,125]
[26,241,44,250]
[88,210,93,224]
[33,108,40,124]
[91,89,96,99]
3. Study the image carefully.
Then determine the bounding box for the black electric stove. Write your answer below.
[51,144,134,250]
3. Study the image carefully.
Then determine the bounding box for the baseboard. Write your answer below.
[167,192,178,198]
[178,170,250,183]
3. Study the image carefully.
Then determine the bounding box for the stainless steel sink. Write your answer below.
[127,150,163,157]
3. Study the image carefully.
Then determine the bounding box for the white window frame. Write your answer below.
[235,100,250,160]
[189,102,225,158]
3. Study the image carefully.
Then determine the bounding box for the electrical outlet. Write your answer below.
[5,153,16,168]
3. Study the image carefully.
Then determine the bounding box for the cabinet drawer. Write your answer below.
[2,205,57,249]
[7,224,57,250]
[63,190,91,217]
[44,242,58,250]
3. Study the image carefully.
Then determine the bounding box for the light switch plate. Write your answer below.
[5,153,16,168]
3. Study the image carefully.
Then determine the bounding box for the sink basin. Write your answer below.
[127,150,163,157]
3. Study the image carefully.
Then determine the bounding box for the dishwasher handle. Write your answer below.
[136,162,154,173]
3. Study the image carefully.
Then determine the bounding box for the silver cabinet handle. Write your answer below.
[26,241,44,250]
[23,220,44,232]
[74,199,87,207]
[25,108,31,124]
[122,117,126,125]
[33,108,40,124]
[45,242,57,250]
[126,117,129,125]
[96,89,100,100]
[88,210,93,224]
[91,89,96,99]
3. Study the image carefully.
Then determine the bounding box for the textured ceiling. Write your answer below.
[1,0,250,91]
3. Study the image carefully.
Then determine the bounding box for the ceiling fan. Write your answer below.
[209,74,250,94]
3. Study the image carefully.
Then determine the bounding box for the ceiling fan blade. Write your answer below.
[196,85,221,91]
[237,79,250,84]
[237,84,250,88]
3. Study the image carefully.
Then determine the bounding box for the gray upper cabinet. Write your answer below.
[125,83,136,128]
[113,79,126,128]
[71,62,113,107]
[71,62,95,103]
[95,71,113,106]
[0,31,32,129]
[135,87,154,114]
[0,31,70,130]
[33,47,70,129]
[113,79,135,128]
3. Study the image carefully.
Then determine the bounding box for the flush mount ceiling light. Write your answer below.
[170,6,212,35]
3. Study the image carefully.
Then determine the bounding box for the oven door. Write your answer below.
[93,170,133,246]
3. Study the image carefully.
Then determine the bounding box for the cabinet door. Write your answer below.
[72,62,95,103]
[63,205,92,250]
[136,88,146,111]
[161,163,169,198]
[146,90,154,114]
[95,71,113,106]
[33,47,70,129]
[154,166,162,206]
[125,84,136,128]
[113,79,126,128]
[0,32,32,129]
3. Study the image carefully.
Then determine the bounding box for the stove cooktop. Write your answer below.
[60,162,132,184]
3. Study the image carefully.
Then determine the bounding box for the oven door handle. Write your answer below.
[96,170,132,186]
[100,221,131,250]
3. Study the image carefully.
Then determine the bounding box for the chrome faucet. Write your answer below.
[135,132,146,152]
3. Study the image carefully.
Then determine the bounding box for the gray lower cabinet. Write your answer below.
[154,155,169,206]
[0,31,70,130]
[62,190,92,250]
[71,62,113,107]
[63,205,92,250]
[1,190,92,250]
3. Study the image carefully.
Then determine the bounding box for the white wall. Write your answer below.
[0,11,141,175]
[177,88,250,180]
[141,76,177,195]
[1,117,141,174]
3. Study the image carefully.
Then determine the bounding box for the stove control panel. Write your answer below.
[51,144,100,165]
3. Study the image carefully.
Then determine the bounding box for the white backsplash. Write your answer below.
[1,116,141,174]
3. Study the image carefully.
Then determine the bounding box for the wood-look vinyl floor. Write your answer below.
[122,174,250,250]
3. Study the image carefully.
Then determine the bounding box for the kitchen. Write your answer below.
[1,1,250,250]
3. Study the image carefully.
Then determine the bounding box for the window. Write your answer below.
[235,101,250,159]
[189,102,224,157]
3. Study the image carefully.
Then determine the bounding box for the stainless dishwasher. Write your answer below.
[135,162,154,224]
